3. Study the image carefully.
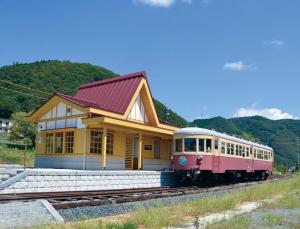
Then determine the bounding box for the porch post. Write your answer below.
[102,126,107,169]
[83,128,87,170]
[138,132,142,170]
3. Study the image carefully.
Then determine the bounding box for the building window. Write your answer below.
[175,139,183,152]
[206,139,212,153]
[154,139,160,159]
[65,131,74,154]
[46,133,54,153]
[184,138,196,152]
[214,139,219,150]
[222,142,226,154]
[198,138,205,152]
[90,129,102,154]
[106,132,114,155]
[144,144,153,151]
[55,132,64,154]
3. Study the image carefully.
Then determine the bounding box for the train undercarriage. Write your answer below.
[175,169,270,186]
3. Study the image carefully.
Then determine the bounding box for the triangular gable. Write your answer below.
[124,78,159,126]
[127,94,149,123]
[40,102,84,120]
[29,95,87,121]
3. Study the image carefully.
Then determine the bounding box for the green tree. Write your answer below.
[10,112,36,146]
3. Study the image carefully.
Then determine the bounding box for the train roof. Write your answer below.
[175,127,273,151]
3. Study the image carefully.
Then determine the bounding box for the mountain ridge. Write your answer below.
[192,116,299,166]
[0,60,187,128]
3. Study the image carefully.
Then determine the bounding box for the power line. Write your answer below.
[0,85,47,100]
[0,79,52,95]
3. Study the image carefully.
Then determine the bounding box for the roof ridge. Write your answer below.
[79,71,147,90]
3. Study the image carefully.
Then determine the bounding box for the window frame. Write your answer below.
[90,129,102,154]
[175,139,183,152]
[184,138,197,152]
[65,131,74,154]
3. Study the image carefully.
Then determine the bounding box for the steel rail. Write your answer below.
[0,175,292,210]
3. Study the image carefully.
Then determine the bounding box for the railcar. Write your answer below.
[172,128,274,185]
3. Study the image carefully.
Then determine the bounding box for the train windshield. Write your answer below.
[184,138,196,152]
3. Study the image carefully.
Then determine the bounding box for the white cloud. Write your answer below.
[265,39,286,48]
[234,107,298,120]
[133,0,192,7]
[223,61,256,72]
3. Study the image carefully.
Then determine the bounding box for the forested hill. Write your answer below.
[0,60,187,127]
[192,116,300,167]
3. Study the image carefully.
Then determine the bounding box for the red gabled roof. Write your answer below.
[58,71,146,115]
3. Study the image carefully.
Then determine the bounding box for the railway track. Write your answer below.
[0,174,291,210]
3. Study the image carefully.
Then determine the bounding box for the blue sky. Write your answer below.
[0,0,299,121]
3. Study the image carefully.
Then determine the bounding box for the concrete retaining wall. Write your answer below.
[0,169,176,194]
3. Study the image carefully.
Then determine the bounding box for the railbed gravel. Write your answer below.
[58,186,245,221]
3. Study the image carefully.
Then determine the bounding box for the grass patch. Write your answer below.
[0,145,35,167]
[263,191,300,209]
[129,175,300,228]
[207,215,251,229]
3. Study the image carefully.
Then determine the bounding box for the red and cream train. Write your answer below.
[172,127,273,184]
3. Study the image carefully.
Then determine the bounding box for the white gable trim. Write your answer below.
[128,94,149,123]
[40,102,84,120]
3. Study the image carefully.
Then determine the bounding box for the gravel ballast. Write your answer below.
[58,186,243,221]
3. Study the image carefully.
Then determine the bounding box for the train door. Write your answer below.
[212,138,220,173]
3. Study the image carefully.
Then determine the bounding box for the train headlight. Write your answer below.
[196,156,202,165]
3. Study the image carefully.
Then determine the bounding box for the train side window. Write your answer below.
[206,139,211,153]
[214,139,219,150]
[236,145,239,156]
[221,142,226,154]
[231,144,235,155]
[246,147,249,157]
[242,146,245,157]
[175,139,183,152]
[225,142,229,154]
[254,149,257,158]
[198,138,205,152]
[250,147,253,155]
[184,138,196,152]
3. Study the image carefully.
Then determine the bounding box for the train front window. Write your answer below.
[198,138,205,152]
[175,139,183,152]
[184,138,196,152]
[206,139,212,153]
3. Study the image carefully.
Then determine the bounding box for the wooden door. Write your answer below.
[125,136,134,170]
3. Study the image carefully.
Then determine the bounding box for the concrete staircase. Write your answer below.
[0,200,64,228]
[0,164,23,185]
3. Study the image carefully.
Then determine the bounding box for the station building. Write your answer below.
[29,72,177,171]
